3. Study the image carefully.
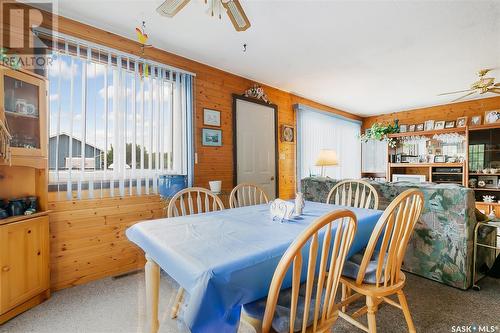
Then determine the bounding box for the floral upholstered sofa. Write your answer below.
[301,177,495,290]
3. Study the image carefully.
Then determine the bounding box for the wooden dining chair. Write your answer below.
[242,209,357,333]
[166,187,224,319]
[338,189,424,333]
[166,186,224,217]
[326,180,379,210]
[229,183,269,208]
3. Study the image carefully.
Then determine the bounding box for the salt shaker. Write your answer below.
[294,192,305,216]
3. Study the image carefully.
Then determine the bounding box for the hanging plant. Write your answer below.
[359,120,399,148]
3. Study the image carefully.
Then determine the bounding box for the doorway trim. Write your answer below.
[232,94,279,197]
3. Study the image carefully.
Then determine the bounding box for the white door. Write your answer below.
[236,99,276,199]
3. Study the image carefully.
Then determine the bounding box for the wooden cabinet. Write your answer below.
[0,66,49,324]
[0,215,49,323]
[0,66,47,168]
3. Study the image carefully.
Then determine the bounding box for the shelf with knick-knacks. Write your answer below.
[0,65,47,168]
[386,128,467,185]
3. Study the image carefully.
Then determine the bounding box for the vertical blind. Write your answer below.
[296,105,361,182]
[44,31,194,199]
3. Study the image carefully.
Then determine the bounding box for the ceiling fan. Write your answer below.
[156,0,251,32]
[438,68,500,102]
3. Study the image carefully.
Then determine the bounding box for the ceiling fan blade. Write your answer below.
[438,89,475,96]
[494,83,500,87]
[488,88,500,94]
[157,0,191,17]
[450,91,476,102]
[222,0,251,31]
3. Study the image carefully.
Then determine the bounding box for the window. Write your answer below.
[296,105,361,182]
[47,34,194,199]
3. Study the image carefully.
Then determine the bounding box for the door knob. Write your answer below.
[270,176,275,181]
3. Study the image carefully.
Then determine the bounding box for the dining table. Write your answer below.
[126,200,383,333]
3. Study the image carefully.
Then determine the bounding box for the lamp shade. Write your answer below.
[314,149,338,166]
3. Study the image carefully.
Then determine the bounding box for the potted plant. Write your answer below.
[359,120,399,147]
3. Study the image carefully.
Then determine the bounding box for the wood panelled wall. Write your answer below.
[48,195,164,290]
[2,4,361,290]
[362,96,500,130]
[36,10,361,200]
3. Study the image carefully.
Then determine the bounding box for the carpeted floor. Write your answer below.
[1,271,499,333]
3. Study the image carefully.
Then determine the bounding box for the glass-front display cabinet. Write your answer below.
[469,127,500,202]
[0,66,47,165]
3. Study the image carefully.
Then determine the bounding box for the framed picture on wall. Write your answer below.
[203,108,221,127]
[281,125,295,143]
[202,128,222,146]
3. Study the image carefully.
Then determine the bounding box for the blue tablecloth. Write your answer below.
[126,201,382,333]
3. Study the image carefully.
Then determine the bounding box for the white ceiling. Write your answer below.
[53,0,500,116]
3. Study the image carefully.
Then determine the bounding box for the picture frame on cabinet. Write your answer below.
[408,124,416,132]
[424,120,434,131]
[444,121,455,129]
[470,115,482,126]
[399,124,408,133]
[416,123,424,131]
[434,121,445,130]
[484,110,500,124]
[456,116,467,127]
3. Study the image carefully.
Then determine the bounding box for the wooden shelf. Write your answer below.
[473,188,500,192]
[5,110,40,119]
[476,202,500,206]
[387,127,466,138]
[432,172,463,175]
[390,162,464,168]
[470,173,500,176]
[0,211,50,226]
[468,123,500,131]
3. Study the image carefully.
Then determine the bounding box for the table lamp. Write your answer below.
[315,149,338,177]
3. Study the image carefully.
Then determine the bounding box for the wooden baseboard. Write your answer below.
[0,289,50,325]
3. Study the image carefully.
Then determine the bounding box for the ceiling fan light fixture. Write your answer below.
[157,0,191,18]
[222,0,251,31]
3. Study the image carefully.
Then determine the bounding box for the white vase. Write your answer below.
[294,192,305,216]
[209,180,222,194]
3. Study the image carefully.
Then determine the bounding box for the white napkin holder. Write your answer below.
[270,199,295,222]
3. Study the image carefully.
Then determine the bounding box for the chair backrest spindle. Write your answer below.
[230,183,269,208]
[326,180,379,210]
[167,187,224,218]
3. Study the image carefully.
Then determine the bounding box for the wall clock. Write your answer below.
[281,125,294,143]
